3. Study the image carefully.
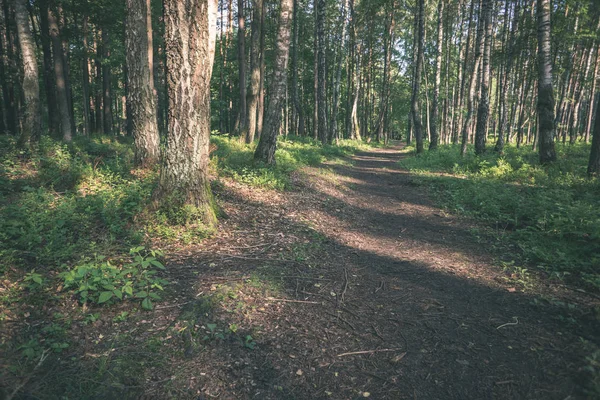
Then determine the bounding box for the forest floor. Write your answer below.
[4,142,600,399]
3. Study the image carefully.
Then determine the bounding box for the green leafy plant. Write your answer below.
[60,247,167,310]
[23,269,44,291]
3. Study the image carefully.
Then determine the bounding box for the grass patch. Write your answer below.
[210,134,378,190]
[399,143,600,290]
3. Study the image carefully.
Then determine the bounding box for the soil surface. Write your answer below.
[151,143,596,399]
[6,143,598,399]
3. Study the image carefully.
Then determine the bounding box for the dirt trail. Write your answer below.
[148,143,594,399]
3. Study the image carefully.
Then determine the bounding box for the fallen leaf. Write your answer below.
[296,369,303,376]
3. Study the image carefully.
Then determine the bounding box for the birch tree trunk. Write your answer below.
[537,0,556,163]
[475,0,491,154]
[254,0,293,164]
[429,0,443,150]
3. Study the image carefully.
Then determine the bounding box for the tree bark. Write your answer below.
[14,0,40,145]
[291,0,304,136]
[461,0,484,156]
[411,0,425,153]
[126,0,160,165]
[588,91,600,176]
[316,0,326,143]
[156,0,218,226]
[235,0,246,134]
[537,0,556,163]
[47,2,72,141]
[243,0,262,142]
[429,0,443,150]
[474,0,491,154]
[81,11,92,136]
[254,0,293,164]
[101,28,113,135]
[37,0,59,137]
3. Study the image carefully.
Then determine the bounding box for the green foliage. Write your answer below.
[0,135,151,270]
[60,247,167,310]
[400,143,600,289]
[210,134,378,190]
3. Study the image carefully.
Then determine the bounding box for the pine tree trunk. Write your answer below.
[243,0,262,143]
[585,45,599,143]
[254,0,293,164]
[47,3,72,141]
[126,0,160,165]
[156,0,218,226]
[475,0,492,155]
[94,30,103,134]
[429,0,443,150]
[290,0,304,137]
[14,0,40,145]
[235,0,246,134]
[38,0,59,137]
[537,0,556,163]
[330,0,348,144]
[411,0,425,153]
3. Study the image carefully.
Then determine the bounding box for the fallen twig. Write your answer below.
[7,349,49,400]
[337,348,403,357]
[265,297,321,304]
[496,317,519,330]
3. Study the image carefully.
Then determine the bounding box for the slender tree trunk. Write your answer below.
[101,28,113,136]
[588,91,600,176]
[156,0,218,226]
[330,0,348,143]
[429,0,444,150]
[94,30,103,134]
[455,0,475,145]
[586,45,600,143]
[38,0,58,136]
[537,0,556,163]
[290,0,304,136]
[254,0,293,164]
[14,0,40,145]
[235,0,246,134]
[243,0,262,142]
[461,0,484,156]
[411,0,425,153]
[475,0,491,155]
[47,2,72,141]
[126,0,160,165]
[81,12,92,136]
[316,0,326,143]
[255,3,265,139]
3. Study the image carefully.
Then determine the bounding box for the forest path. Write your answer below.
[159,142,593,399]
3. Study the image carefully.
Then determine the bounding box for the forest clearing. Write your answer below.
[1,0,600,398]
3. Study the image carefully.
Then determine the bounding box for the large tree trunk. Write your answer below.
[411,0,425,153]
[243,0,262,143]
[94,30,103,134]
[475,0,492,155]
[254,0,293,164]
[156,0,218,226]
[126,0,160,165]
[429,0,443,150]
[47,2,72,141]
[316,0,326,143]
[14,0,40,145]
[537,0,556,164]
[330,0,348,143]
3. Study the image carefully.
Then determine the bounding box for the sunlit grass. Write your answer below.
[399,142,600,290]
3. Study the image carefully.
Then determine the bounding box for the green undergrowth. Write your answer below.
[210,134,379,190]
[399,143,600,290]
